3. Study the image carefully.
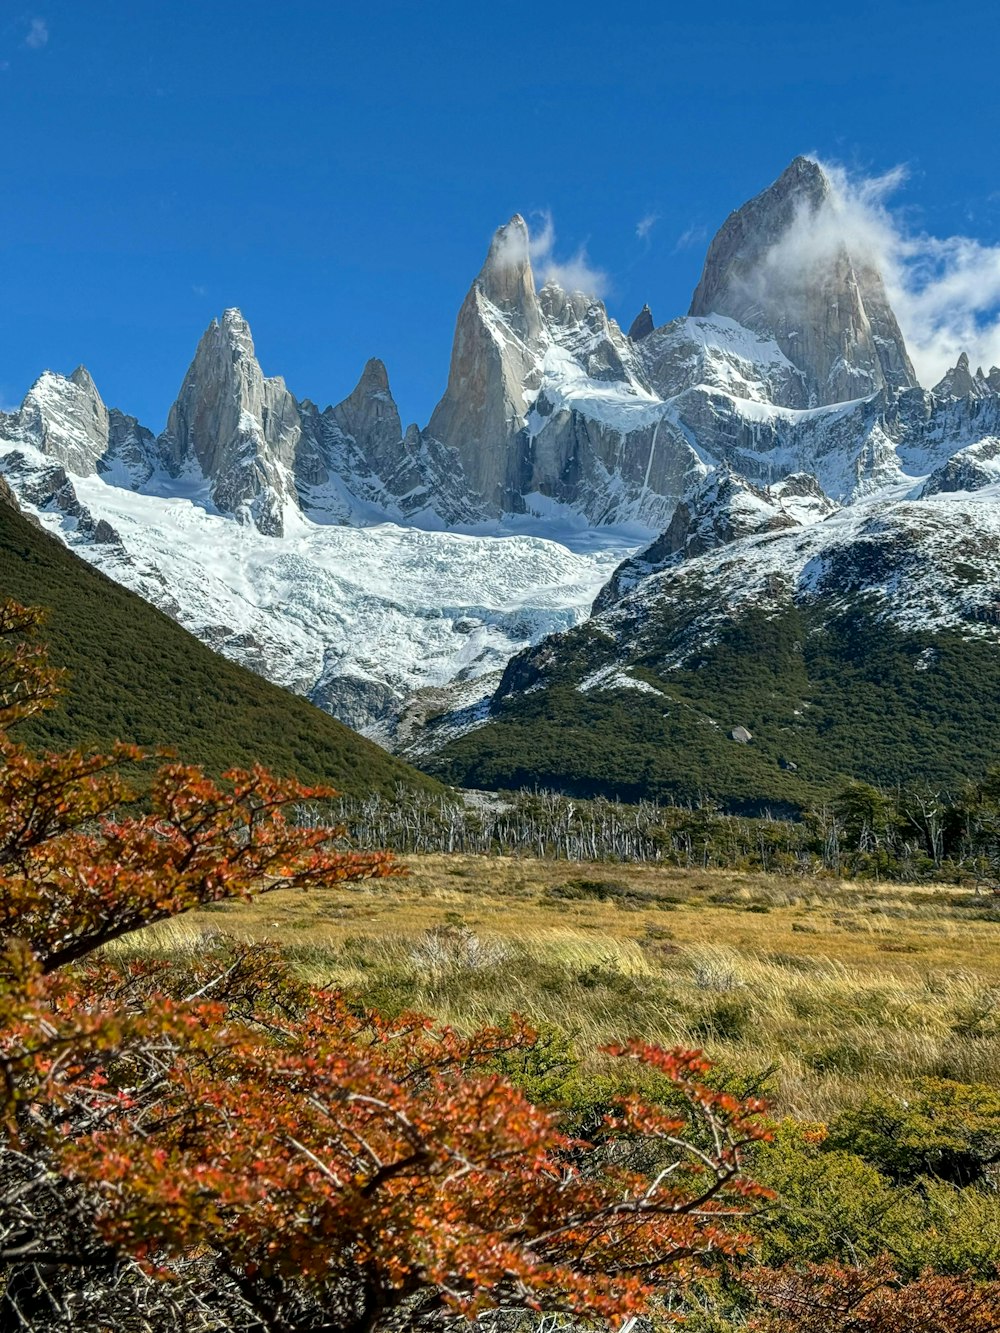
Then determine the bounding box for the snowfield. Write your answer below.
[34,471,640,740]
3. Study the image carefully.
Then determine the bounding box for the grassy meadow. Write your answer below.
[119,853,1000,1121]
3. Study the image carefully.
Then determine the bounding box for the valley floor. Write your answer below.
[124,854,1000,1121]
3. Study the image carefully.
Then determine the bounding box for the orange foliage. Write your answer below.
[749,1259,1000,1333]
[0,600,772,1330]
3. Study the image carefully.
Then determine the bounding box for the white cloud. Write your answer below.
[759,159,1000,386]
[636,212,658,241]
[527,210,608,298]
[673,223,708,253]
[24,17,48,49]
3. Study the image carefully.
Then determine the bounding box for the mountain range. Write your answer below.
[4,155,1000,805]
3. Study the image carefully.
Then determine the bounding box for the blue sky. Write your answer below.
[3,0,1000,427]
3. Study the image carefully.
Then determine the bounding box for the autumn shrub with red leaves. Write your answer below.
[748,1258,1000,1333]
[0,601,772,1332]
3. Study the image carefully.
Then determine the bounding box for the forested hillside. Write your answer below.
[432,605,1000,812]
[0,498,438,795]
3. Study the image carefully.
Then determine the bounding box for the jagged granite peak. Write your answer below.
[425,216,547,512]
[292,357,431,525]
[160,307,303,535]
[689,156,918,406]
[16,366,110,474]
[627,304,655,341]
[12,164,1000,752]
[933,352,991,400]
[331,357,403,462]
[537,281,648,387]
[690,157,828,317]
[477,214,545,337]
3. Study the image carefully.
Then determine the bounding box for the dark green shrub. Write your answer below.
[825,1078,1000,1186]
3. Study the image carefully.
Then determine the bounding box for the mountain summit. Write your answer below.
[689,156,917,405]
[6,159,1000,754]
[425,215,546,512]
[161,308,302,534]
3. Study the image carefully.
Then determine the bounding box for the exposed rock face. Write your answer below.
[495,493,1000,735]
[15,157,1000,754]
[159,309,303,535]
[770,472,840,522]
[104,410,159,487]
[12,368,110,474]
[538,282,646,386]
[689,156,918,406]
[330,358,403,472]
[0,474,20,512]
[627,304,655,341]
[638,314,809,405]
[425,215,545,512]
[422,218,696,526]
[932,352,997,401]
[921,437,1000,496]
[593,467,826,612]
[520,283,696,529]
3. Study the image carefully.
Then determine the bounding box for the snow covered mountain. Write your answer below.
[0,334,638,741]
[6,154,1000,757]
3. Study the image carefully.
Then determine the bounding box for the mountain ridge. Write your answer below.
[5,155,1000,775]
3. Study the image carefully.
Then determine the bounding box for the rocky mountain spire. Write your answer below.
[932,352,991,400]
[424,215,547,512]
[689,156,918,405]
[160,308,302,535]
[331,358,403,468]
[475,214,545,340]
[627,304,655,341]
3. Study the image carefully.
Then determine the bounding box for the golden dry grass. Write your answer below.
[118,855,1000,1120]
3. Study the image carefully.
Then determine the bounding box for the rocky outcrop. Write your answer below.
[921,437,1000,496]
[770,472,840,522]
[638,315,809,405]
[104,409,159,487]
[593,466,822,612]
[520,283,697,529]
[11,368,110,474]
[330,358,403,473]
[689,156,918,406]
[422,218,697,526]
[13,156,1000,753]
[932,353,997,401]
[0,366,162,490]
[0,474,20,512]
[538,282,646,387]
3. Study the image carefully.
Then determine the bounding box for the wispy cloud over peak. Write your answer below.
[673,224,708,253]
[527,210,608,299]
[761,158,1000,385]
